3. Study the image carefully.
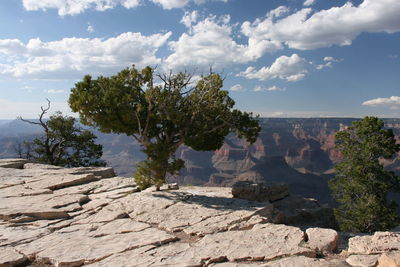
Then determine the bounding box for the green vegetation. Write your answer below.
[69,66,260,190]
[19,100,105,167]
[329,116,400,232]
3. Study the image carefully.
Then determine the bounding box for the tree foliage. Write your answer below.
[69,66,261,189]
[19,100,105,167]
[329,116,400,232]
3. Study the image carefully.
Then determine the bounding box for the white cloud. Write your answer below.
[267,6,290,20]
[0,32,171,79]
[22,0,141,16]
[46,89,65,94]
[241,0,400,50]
[164,15,280,70]
[303,0,315,7]
[151,0,227,9]
[230,84,244,91]
[181,10,199,28]
[87,23,94,33]
[151,0,188,9]
[22,0,227,14]
[238,54,309,82]
[253,85,286,92]
[362,96,400,109]
[316,56,342,69]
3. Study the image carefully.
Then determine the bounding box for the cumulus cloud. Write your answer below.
[241,0,400,50]
[253,85,286,92]
[230,84,244,91]
[362,96,400,109]
[238,54,309,82]
[0,32,171,79]
[164,15,280,70]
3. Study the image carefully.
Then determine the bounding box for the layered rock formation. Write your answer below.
[1,159,399,267]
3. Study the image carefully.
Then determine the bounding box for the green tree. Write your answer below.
[19,100,105,167]
[69,66,260,190]
[329,116,400,232]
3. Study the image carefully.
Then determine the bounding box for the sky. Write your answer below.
[0,0,399,119]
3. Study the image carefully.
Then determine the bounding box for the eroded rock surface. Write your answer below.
[1,159,399,267]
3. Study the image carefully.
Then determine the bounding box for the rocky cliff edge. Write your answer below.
[0,159,399,267]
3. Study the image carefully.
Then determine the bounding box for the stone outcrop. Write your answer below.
[1,159,400,267]
[231,181,289,202]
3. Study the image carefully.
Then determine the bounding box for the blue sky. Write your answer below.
[0,0,399,119]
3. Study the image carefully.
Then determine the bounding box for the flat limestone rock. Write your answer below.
[263,255,351,267]
[85,245,157,267]
[0,168,29,189]
[0,184,52,198]
[88,223,317,267]
[26,173,97,190]
[162,223,315,265]
[126,188,272,235]
[0,193,88,221]
[183,207,272,236]
[75,201,132,224]
[0,247,27,267]
[0,224,50,247]
[346,254,379,267]
[87,243,192,267]
[16,219,177,267]
[348,232,400,254]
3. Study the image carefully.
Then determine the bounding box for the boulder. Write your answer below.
[306,227,339,254]
[231,181,289,202]
[348,232,400,254]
